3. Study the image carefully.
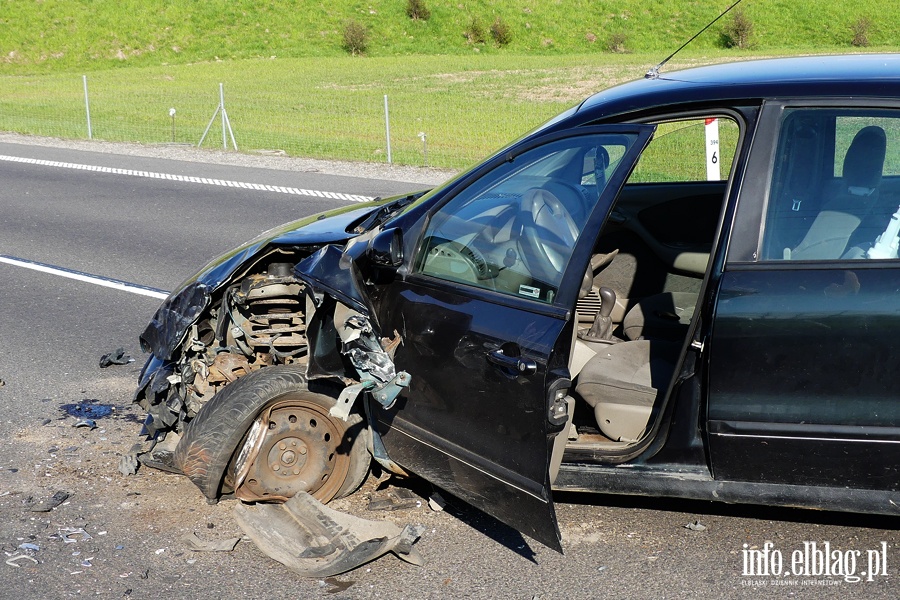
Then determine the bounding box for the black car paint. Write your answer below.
[709,266,900,490]
[134,55,900,552]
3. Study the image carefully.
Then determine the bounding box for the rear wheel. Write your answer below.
[175,364,370,503]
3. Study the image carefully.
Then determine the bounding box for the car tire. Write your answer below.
[174,364,370,503]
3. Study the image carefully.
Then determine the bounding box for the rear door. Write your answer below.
[708,102,900,490]
[373,126,655,551]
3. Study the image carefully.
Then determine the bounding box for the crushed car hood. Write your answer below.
[140,194,421,361]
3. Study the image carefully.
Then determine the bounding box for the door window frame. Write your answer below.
[407,125,656,314]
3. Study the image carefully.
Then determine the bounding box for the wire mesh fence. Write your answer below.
[0,57,594,170]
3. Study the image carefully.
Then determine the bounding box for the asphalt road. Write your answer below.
[0,142,897,599]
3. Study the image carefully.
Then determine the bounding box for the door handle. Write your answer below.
[487,348,537,375]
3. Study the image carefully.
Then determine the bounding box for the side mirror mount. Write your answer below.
[368,227,404,268]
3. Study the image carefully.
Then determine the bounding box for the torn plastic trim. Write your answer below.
[234,492,425,577]
[363,393,409,476]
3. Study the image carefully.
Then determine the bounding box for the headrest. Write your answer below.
[843,126,887,191]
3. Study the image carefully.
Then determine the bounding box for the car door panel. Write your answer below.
[368,125,656,551]
[708,267,900,490]
[373,280,570,550]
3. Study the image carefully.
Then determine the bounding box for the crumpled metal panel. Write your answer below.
[293,245,372,316]
[140,282,211,361]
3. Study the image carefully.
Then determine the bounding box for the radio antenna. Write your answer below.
[645,0,745,79]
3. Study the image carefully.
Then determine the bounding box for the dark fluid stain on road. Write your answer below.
[60,399,115,419]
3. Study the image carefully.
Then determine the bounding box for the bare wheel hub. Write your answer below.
[233,397,350,503]
[269,436,309,474]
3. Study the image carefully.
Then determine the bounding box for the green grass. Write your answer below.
[0,1,897,168]
[1,0,897,74]
[2,52,732,169]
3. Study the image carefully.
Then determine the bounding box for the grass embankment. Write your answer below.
[0,1,897,168]
[1,0,895,73]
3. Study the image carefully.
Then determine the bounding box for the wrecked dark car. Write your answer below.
[130,54,900,565]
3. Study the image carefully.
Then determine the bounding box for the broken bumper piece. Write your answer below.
[233,492,425,577]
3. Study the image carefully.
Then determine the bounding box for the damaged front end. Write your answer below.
[298,243,411,429]
[128,195,419,472]
[126,198,426,576]
[130,257,314,471]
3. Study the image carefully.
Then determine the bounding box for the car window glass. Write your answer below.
[628,118,738,183]
[416,133,640,303]
[760,108,900,261]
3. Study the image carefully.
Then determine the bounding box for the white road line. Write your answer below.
[0,255,170,300]
[0,154,375,203]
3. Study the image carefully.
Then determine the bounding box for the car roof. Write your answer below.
[577,54,900,121]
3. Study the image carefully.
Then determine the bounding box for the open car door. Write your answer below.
[371,125,655,551]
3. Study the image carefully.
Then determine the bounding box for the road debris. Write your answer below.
[234,492,425,577]
[118,453,139,477]
[29,490,70,512]
[684,521,707,532]
[73,419,97,429]
[366,488,420,512]
[17,543,40,552]
[61,399,115,420]
[54,527,92,543]
[5,554,38,567]
[181,532,240,552]
[427,492,446,512]
[323,577,355,593]
[99,347,133,368]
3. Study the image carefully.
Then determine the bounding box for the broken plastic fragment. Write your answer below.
[5,554,38,567]
[29,490,70,513]
[99,348,133,368]
[118,454,139,477]
[73,419,97,430]
[17,543,40,552]
[58,528,92,543]
[684,521,707,532]
[427,493,446,512]
[181,532,240,552]
[367,488,420,512]
[234,492,425,577]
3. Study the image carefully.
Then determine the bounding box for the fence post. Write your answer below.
[198,83,237,150]
[220,83,227,150]
[384,94,392,165]
[418,132,427,166]
[82,75,92,140]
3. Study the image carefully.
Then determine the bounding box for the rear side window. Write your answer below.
[760,108,900,261]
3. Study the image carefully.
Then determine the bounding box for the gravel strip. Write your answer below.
[0,132,457,186]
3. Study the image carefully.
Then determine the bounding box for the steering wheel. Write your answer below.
[424,240,496,281]
[516,187,580,281]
